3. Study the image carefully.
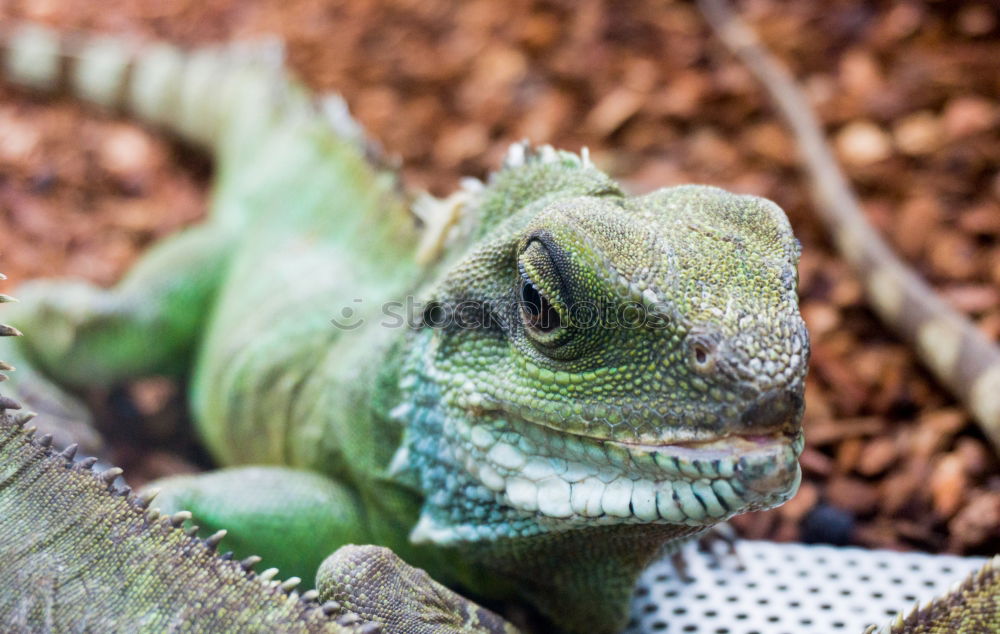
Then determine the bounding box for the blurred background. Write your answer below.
[0,0,998,556]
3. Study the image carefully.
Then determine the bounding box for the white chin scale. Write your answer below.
[455,418,798,527]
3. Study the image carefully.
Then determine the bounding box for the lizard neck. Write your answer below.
[463,523,703,633]
[390,330,707,632]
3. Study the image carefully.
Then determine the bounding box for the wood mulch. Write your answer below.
[1,0,998,556]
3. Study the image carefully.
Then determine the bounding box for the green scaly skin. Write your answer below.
[864,555,1000,634]
[1,25,806,632]
[0,409,512,633]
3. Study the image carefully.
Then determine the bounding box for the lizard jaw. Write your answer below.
[453,413,803,526]
[603,431,803,494]
[604,432,804,496]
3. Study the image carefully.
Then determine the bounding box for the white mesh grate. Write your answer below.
[625,540,986,634]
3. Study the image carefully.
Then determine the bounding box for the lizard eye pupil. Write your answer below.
[520,281,561,333]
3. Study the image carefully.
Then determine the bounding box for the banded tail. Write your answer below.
[0,23,311,156]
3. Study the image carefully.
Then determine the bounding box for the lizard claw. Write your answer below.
[698,523,745,572]
[671,523,744,583]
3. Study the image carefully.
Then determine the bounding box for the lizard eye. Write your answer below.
[517,238,569,345]
[520,278,561,333]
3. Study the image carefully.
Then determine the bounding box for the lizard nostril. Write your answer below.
[687,334,719,374]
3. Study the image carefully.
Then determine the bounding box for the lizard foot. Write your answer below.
[318,545,519,634]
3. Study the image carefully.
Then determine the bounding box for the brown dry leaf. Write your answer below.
[585,87,646,136]
[128,377,178,417]
[826,475,880,516]
[854,518,906,551]
[743,122,795,167]
[799,447,833,477]
[957,202,1000,236]
[807,417,886,447]
[941,95,998,141]
[434,122,490,168]
[729,510,778,541]
[928,230,980,280]
[894,520,940,548]
[881,464,931,517]
[652,70,710,119]
[800,301,840,338]
[97,124,161,182]
[895,195,941,258]
[954,437,992,478]
[810,347,869,416]
[515,89,574,142]
[875,3,924,42]
[779,480,819,523]
[929,452,968,519]
[835,120,892,166]
[893,111,943,156]
[127,450,202,489]
[941,284,999,315]
[955,4,997,37]
[839,49,883,102]
[948,491,1000,552]
[856,436,898,477]
[686,127,740,174]
[911,409,968,460]
[835,437,863,473]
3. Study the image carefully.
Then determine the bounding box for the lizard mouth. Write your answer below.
[459,411,803,526]
[606,430,799,470]
[602,431,803,496]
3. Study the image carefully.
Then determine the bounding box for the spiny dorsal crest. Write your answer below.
[409,144,602,271]
[0,271,22,404]
[501,139,594,172]
[412,177,485,265]
[0,412,380,630]
[862,554,1000,633]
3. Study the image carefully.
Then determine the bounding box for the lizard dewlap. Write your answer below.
[0,25,807,633]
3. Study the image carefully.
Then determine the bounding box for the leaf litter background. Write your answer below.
[0,0,998,558]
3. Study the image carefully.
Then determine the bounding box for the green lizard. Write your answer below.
[0,24,807,633]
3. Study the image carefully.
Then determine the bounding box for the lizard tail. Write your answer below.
[0,23,296,154]
[699,0,1000,451]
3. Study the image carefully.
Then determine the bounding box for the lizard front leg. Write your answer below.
[146,466,368,585]
[10,223,230,386]
[2,223,231,450]
[147,466,518,632]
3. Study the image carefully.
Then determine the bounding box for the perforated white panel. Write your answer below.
[625,540,985,634]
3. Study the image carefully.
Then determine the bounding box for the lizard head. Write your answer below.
[400,148,808,537]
